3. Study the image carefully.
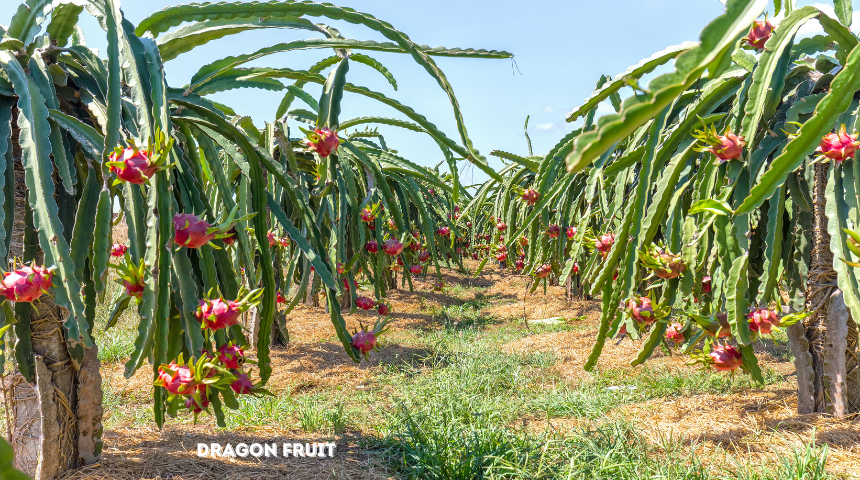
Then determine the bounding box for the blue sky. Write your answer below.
[9,1,841,184]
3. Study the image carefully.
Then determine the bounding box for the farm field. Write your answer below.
[53,262,859,480]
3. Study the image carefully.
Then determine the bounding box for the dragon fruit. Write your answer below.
[437,227,451,237]
[343,278,358,291]
[111,244,128,257]
[643,245,687,279]
[535,263,552,278]
[365,240,378,253]
[351,330,377,355]
[496,252,508,262]
[267,231,278,247]
[702,276,712,293]
[409,265,422,274]
[277,291,286,304]
[497,222,507,232]
[747,307,779,334]
[566,227,577,239]
[816,126,860,163]
[356,296,375,310]
[222,227,237,246]
[387,218,396,229]
[279,237,290,247]
[218,343,244,369]
[174,214,216,249]
[515,258,525,270]
[546,225,560,239]
[0,264,55,303]
[519,236,528,246]
[711,131,746,162]
[595,233,616,256]
[360,207,375,223]
[377,303,390,316]
[185,389,210,413]
[155,361,198,395]
[382,239,404,256]
[624,297,654,325]
[337,262,347,275]
[709,344,743,372]
[196,298,243,330]
[745,20,773,50]
[467,222,472,227]
[107,146,161,184]
[572,262,580,274]
[231,373,254,395]
[521,188,540,205]
[418,250,431,262]
[665,323,685,343]
[123,280,145,299]
[305,126,340,158]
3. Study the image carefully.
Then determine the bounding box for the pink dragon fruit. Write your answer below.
[437,227,450,237]
[467,221,473,227]
[595,233,616,256]
[515,258,525,270]
[745,20,773,50]
[185,389,210,413]
[521,188,540,205]
[816,126,860,163]
[356,296,375,310]
[496,252,508,262]
[566,227,577,239]
[535,263,552,278]
[123,280,145,299]
[546,225,560,239]
[702,276,712,293]
[111,243,128,257]
[196,298,242,330]
[222,227,237,246]
[409,265,422,274]
[360,207,375,223]
[709,344,743,372]
[572,262,580,274]
[231,373,254,395]
[418,250,431,262]
[218,343,244,369]
[365,240,378,253]
[155,361,198,395]
[382,239,404,256]
[108,147,161,184]
[497,222,507,232]
[351,330,377,355]
[336,262,347,275]
[305,126,340,158]
[665,323,685,343]
[267,231,278,247]
[377,303,390,316]
[277,291,286,304]
[174,214,216,249]
[625,297,655,325]
[279,237,290,247]
[0,264,55,303]
[709,130,746,162]
[747,307,779,335]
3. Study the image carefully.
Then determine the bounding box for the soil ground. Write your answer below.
[35,263,860,479]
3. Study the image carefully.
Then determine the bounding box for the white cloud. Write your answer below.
[543,105,554,113]
[533,122,555,131]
